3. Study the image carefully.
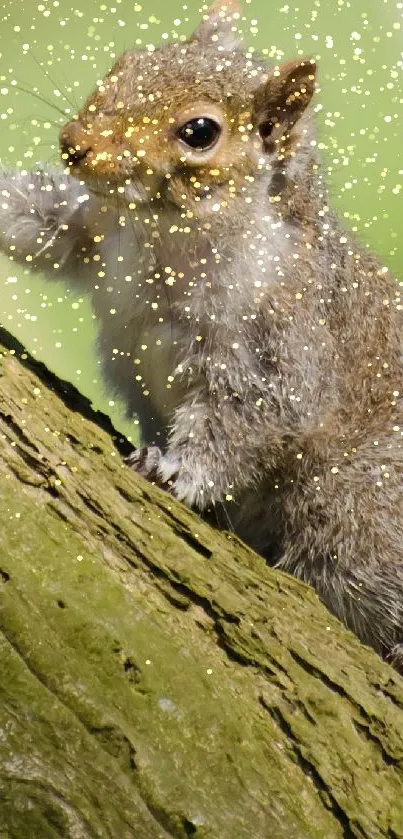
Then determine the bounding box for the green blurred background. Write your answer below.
[0,0,402,440]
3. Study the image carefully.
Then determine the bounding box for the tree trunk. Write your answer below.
[0,326,402,839]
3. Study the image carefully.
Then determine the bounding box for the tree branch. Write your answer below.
[0,326,402,839]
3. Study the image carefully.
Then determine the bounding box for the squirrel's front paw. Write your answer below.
[125,446,164,481]
[126,447,205,508]
[126,446,182,493]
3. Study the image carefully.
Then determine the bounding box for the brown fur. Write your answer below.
[0,1,402,669]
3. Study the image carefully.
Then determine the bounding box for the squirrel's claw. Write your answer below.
[126,446,202,507]
[125,446,164,481]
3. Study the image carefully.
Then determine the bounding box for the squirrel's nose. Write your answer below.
[60,121,92,167]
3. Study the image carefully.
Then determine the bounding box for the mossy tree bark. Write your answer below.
[0,326,402,839]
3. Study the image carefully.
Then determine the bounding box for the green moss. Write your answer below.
[0,339,402,838]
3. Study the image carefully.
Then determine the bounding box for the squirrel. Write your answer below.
[0,0,403,670]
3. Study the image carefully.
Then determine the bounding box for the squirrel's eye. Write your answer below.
[259,120,275,141]
[177,117,221,151]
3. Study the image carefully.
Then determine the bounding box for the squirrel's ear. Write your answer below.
[190,0,242,51]
[255,58,316,138]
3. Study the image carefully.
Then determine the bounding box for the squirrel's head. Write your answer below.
[60,0,316,219]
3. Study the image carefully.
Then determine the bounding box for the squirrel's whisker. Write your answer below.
[12,82,70,119]
[16,38,78,112]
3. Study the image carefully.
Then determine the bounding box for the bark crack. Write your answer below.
[259,696,363,839]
